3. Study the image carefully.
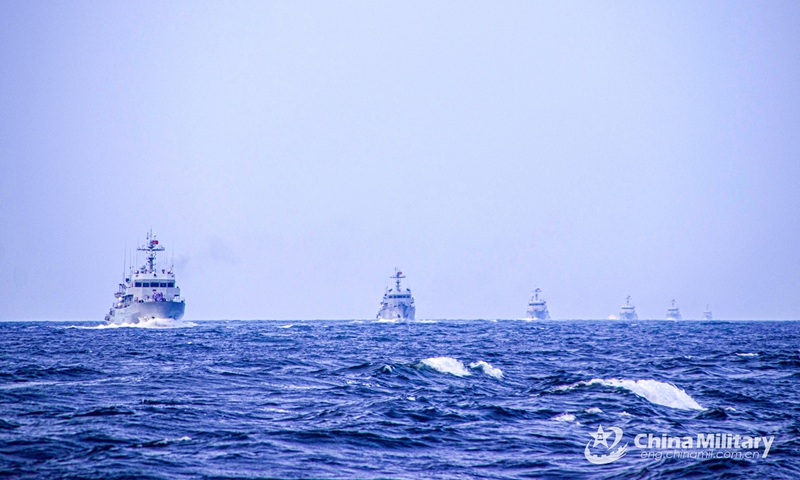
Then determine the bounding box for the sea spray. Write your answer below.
[469,361,504,379]
[420,357,471,377]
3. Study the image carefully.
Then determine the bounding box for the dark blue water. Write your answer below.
[0,320,798,479]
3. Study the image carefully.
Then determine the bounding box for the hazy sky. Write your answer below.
[1,1,798,320]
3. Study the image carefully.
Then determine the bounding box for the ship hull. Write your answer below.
[106,301,185,325]
[377,304,415,321]
[619,312,638,320]
[526,308,550,320]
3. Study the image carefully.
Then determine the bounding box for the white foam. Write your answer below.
[71,318,197,329]
[586,407,603,414]
[151,436,191,446]
[586,378,704,411]
[736,353,758,357]
[420,357,471,377]
[278,324,293,329]
[469,361,504,379]
[382,365,393,373]
[553,413,575,422]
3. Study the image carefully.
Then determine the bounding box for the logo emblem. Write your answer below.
[584,425,628,465]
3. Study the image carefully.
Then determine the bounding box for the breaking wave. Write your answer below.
[469,360,504,379]
[561,378,704,411]
[419,357,471,377]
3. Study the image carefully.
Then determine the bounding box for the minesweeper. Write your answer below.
[377,269,416,320]
[619,295,638,320]
[105,232,185,324]
[666,299,682,320]
[526,287,551,320]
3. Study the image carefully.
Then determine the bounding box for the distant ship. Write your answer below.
[377,269,415,321]
[105,232,185,324]
[619,295,638,320]
[526,287,551,320]
[666,299,682,320]
[702,305,712,320]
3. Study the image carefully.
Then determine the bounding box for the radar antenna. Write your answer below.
[137,230,165,273]
[390,268,406,291]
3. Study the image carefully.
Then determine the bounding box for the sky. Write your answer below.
[0,1,799,320]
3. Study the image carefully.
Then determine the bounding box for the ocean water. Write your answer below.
[0,320,798,479]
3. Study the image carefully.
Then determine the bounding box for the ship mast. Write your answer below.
[137,230,165,273]
[391,268,405,291]
[534,287,541,302]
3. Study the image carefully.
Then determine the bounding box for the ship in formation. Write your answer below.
[618,295,638,320]
[702,305,713,320]
[526,287,551,320]
[666,299,682,320]
[104,232,185,325]
[376,269,415,321]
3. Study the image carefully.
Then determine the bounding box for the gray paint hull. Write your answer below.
[377,304,415,321]
[107,301,185,325]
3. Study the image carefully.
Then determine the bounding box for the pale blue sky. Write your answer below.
[1,1,798,320]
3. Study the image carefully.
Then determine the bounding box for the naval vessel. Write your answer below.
[618,295,638,320]
[526,287,551,320]
[377,269,416,321]
[666,299,682,320]
[105,232,185,324]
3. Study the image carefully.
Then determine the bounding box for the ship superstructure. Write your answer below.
[702,305,712,320]
[666,299,682,320]
[526,287,551,320]
[105,232,185,324]
[377,269,415,321]
[619,295,638,320]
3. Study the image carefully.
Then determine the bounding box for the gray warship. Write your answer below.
[105,232,185,324]
[666,299,682,320]
[377,269,416,321]
[702,305,712,320]
[526,287,551,320]
[618,295,638,320]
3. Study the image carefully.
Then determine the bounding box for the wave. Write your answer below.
[561,378,704,411]
[469,361,504,379]
[419,357,471,377]
[736,352,758,357]
[553,413,575,422]
[140,436,192,448]
[71,318,198,329]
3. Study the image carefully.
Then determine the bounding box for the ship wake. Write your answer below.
[76,318,197,329]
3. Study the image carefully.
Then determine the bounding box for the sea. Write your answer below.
[0,319,798,479]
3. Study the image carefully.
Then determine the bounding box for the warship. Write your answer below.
[702,304,712,320]
[666,299,682,320]
[376,269,416,321]
[526,287,551,320]
[104,232,185,324]
[618,295,638,320]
